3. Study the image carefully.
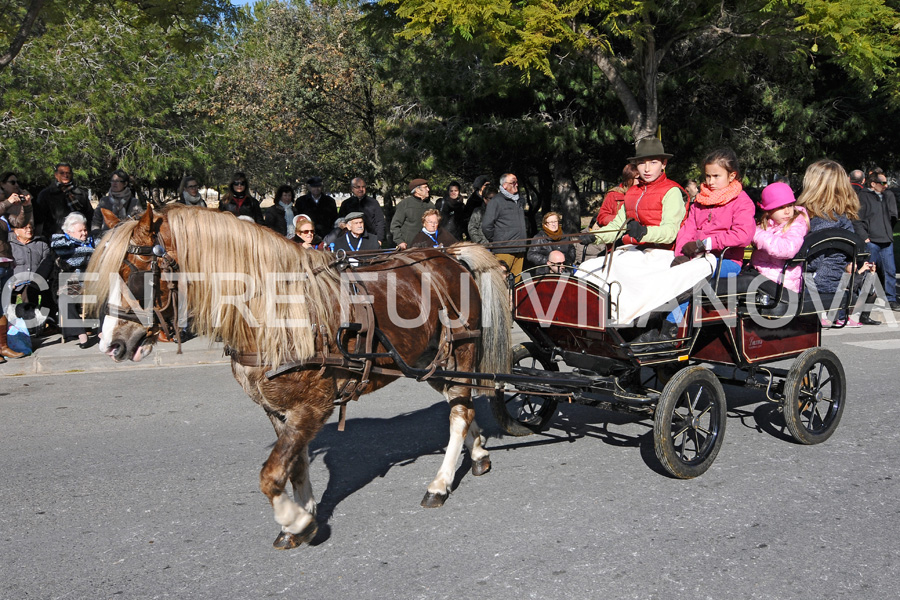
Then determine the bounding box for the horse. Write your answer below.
[85,203,512,549]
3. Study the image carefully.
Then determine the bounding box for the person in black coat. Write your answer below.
[218,171,263,224]
[435,181,465,240]
[264,184,297,237]
[295,176,337,239]
[33,163,93,238]
[332,212,380,253]
[526,211,578,270]
[338,177,386,244]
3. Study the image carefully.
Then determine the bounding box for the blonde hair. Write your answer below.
[797,159,860,221]
[758,203,808,232]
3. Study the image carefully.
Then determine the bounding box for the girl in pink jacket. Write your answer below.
[751,182,810,293]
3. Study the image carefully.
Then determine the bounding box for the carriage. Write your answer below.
[492,228,863,478]
[89,204,862,548]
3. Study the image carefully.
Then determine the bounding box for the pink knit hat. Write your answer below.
[759,182,796,211]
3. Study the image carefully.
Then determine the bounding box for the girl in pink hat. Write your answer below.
[750,182,810,293]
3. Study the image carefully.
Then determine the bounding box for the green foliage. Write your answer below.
[0,3,222,188]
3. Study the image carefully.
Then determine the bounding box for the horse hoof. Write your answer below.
[272,521,318,550]
[471,456,492,476]
[421,490,448,508]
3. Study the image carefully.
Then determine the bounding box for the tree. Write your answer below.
[1,0,237,72]
[0,3,223,189]
[386,0,900,144]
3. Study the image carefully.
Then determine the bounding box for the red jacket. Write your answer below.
[621,174,684,246]
[596,187,626,227]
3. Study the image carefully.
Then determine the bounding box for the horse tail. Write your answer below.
[448,243,512,380]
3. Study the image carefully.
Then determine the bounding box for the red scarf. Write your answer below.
[694,179,742,207]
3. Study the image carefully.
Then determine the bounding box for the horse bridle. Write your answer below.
[106,231,181,348]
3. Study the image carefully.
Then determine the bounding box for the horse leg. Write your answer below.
[465,418,491,477]
[262,427,320,550]
[421,386,483,508]
[291,444,317,519]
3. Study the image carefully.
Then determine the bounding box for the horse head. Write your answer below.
[96,204,180,362]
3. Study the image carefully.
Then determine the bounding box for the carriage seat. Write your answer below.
[707,227,868,319]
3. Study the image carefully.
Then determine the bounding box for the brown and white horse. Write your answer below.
[86,204,511,549]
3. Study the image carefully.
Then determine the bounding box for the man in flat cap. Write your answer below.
[333,211,380,253]
[390,178,435,250]
[294,176,337,239]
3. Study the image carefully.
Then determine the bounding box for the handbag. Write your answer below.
[7,316,32,356]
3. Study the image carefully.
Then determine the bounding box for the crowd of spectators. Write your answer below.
[3,150,897,365]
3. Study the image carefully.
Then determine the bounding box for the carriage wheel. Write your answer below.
[490,343,560,436]
[654,366,727,479]
[782,348,845,445]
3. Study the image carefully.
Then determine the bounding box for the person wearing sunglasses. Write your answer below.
[857,169,900,311]
[291,215,323,249]
[91,168,144,240]
[218,171,262,224]
[176,175,207,207]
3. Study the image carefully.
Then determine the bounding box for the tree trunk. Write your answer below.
[552,154,581,233]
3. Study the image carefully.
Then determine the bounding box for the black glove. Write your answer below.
[670,255,691,267]
[625,220,647,242]
[681,239,705,256]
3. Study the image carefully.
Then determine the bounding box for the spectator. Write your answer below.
[333,212,379,253]
[0,183,29,361]
[321,216,347,250]
[264,184,297,237]
[10,221,58,335]
[482,173,529,276]
[797,159,878,325]
[51,212,95,346]
[685,179,700,202]
[291,215,323,249]
[467,184,496,245]
[391,178,435,250]
[527,211,577,271]
[0,173,33,234]
[34,163,93,237]
[463,175,491,224]
[295,176,337,239]
[594,164,640,227]
[848,169,865,193]
[91,169,144,240]
[218,171,263,224]
[176,175,207,207]
[338,177,386,244]
[855,170,899,311]
[546,250,568,274]
[435,181,465,240]
[411,208,457,248]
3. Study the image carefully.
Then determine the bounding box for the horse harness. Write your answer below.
[228,252,482,431]
[109,233,183,352]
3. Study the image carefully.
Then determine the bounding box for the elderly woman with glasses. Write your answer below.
[526,211,578,273]
[218,171,262,224]
[176,175,207,207]
[91,168,144,240]
[291,215,323,249]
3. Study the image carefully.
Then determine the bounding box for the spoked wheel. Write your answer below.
[782,348,845,444]
[654,366,727,479]
[490,342,560,436]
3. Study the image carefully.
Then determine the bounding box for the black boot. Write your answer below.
[859,311,881,326]
[633,320,678,353]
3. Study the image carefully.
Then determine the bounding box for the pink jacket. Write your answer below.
[750,206,810,292]
[675,191,756,264]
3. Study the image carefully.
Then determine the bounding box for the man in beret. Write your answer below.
[390,178,435,250]
[294,176,337,239]
[333,212,380,253]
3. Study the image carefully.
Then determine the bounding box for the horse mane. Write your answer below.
[88,206,344,369]
[85,218,141,316]
[446,243,512,378]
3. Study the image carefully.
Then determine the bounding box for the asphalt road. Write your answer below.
[2,323,899,599]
